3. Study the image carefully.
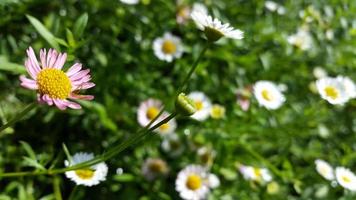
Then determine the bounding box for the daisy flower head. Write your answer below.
[253,81,286,110]
[239,165,272,183]
[64,152,108,187]
[20,47,95,110]
[335,167,356,191]
[315,159,334,181]
[119,0,139,5]
[137,98,163,127]
[313,67,327,79]
[190,11,244,42]
[155,111,177,136]
[161,133,184,157]
[188,91,212,121]
[210,104,225,119]
[153,32,183,62]
[316,77,349,105]
[175,165,218,200]
[142,158,169,181]
[287,28,313,51]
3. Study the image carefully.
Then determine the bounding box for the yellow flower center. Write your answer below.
[146,107,159,120]
[75,169,95,180]
[195,101,204,111]
[324,86,339,99]
[159,123,170,132]
[261,89,273,101]
[148,161,166,173]
[254,168,262,178]
[162,40,177,54]
[342,175,351,183]
[186,174,202,190]
[36,68,71,99]
[210,105,225,119]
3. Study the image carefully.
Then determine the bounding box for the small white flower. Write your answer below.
[315,159,334,181]
[265,1,286,15]
[119,0,139,5]
[191,11,244,41]
[142,158,169,181]
[313,67,327,79]
[316,77,349,105]
[161,133,184,157]
[335,167,356,191]
[239,165,272,183]
[137,99,163,127]
[188,91,212,121]
[253,81,285,110]
[287,29,313,50]
[337,76,356,99]
[155,112,177,136]
[325,29,334,40]
[175,165,218,200]
[153,32,183,62]
[192,3,208,16]
[65,152,108,187]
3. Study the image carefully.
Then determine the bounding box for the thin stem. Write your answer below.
[177,42,210,94]
[0,112,177,177]
[68,185,79,200]
[0,102,36,133]
[53,176,63,200]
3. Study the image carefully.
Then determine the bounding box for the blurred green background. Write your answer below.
[0,0,356,199]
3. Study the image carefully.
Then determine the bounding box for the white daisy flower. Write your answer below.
[137,98,163,127]
[265,1,285,15]
[155,112,177,136]
[315,159,334,181]
[192,3,208,16]
[287,29,313,50]
[175,165,218,200]
[188,91,212,121]
[239,165,272,183]
[335,167,356,191]
[153,32,183,62]
[176,3,208,25]
[119,0,139,5]
[337,76,356,99]
[190,11,244,42]
[316,77,349,105]
[161,133,184,157]
[142,158,169,181]
[64,152,108,187]
[253,81,286,110]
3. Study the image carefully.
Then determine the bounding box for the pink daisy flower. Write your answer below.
[20,47,95,110]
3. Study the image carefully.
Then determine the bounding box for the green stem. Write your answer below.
[68,185,79,200]
[177,42,210,94]
[0,102,36,133]
[53,176,63,200]
[0,112,177,177]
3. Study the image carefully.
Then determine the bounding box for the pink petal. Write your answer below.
[24,59,38,79]
[42,94,54,105]
[40,49,47,68]
[47,49,58,68]
[53,99,67,110]
[70,93,94,100]
[20,75,38,90]
[73,82,95,90]
[66,63,82,77]
[69,69,90,81]
[26,47,41,73]
[71,76,91,86]
[53,53,67,69]
[64,100,82,109]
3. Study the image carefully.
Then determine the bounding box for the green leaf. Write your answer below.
[62,143,72,163]
[19,141,36,160]
[22,156,46,171]
[113,174,135,182]
[73,13,88,38]
[66,29,76,48]
[0,56,26,74]
[26,15,60,50]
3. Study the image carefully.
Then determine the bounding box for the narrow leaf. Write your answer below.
[19,141,36,160]
[73,13,88,38]
[26,15,60,50]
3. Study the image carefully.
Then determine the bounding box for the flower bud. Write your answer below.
[175,93,196,116]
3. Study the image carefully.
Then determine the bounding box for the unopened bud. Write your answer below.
[175,93,196,116]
